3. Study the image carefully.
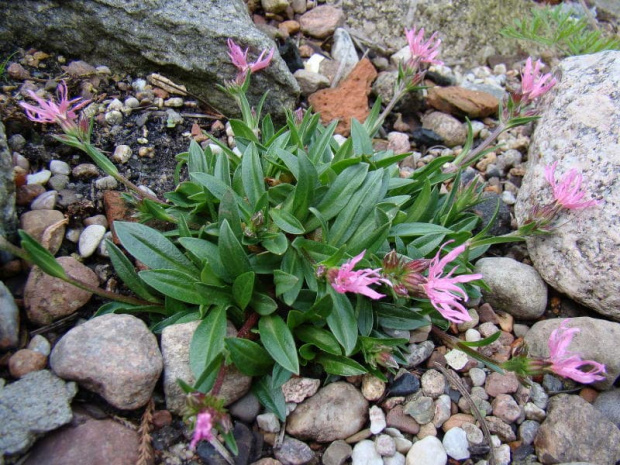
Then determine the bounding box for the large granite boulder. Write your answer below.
[325,0,541,67]
[0,0,299,119]
[0,122,16,263]
[515,51,620,321]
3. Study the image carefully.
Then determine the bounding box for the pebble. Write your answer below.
[0,281,20,350]
[386,405,420,435]
[351,439,382,465]
[104,110,123,125]
[492,394,522,423]
[529,382,548,410]
[456,309,479,332]
[322,440,352,465]
[257,412,280,433]
[389,373,420,397]
[332,28,359,75]
[404,341,434,367]
[16,184,46,206]
[72,163,100,179]
[229,392,261,423]
[403,396,434,425]
[274,436,315,465]
[444,349,469,370]
[299,5,345,39]
[282,377,320,403]
[421,111,467,147]
[461,422,484,445]
[49,160,71,176]
[164,97,184,107]
[9,134,27,152]
[406,435,446,465]
[27,170,52,185]
[369,405,387,434]
[78,224,106,258]
[464,328,481,342]
[524,402,546,422]
[294,69,330,95]
[432,395,452,428]
[519,419,539,445]
[28,335,51,356]
[112,144,132,164]
[485,372,519,397]
[485,416,516,442]
[442,413,475,432]
[393,436,413,455]
[421,370,445,398]
[83,214,108,228]
[48,174,69,191]
[442,427,469,460]
[362,374,386,401]
[50,314,163,409]
[375,434,396,456]
[94,175,119,190]
[9,349,48,378]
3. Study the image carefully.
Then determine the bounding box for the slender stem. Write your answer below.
[371,81,408,136]
[210,365,228,397]
[452,122,506,169]
[237,311,260,339]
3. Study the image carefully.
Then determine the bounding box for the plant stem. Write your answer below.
[452,122,506,170]
[371,81,408,136]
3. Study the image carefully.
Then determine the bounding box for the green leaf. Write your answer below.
[179,237,230,282]
[315,353,367,376]
[193,283,233,307]
[139,270,207,304]
[251,292,278,315]
[219,188,243,239]
[269,209,305,235]
[230,119,260,143]
[219,220,251,278]
[327,289,358,356]
[272,363,293,388]
[114,222,198,276]
[376,304,430,330]
[225,338,274,376]
[189,306,227,377]
[259,315,299,374]
[241,143,266,208]
[295,326,342,355]
[351,118,373,155]
[287,294,332,329]
[405,180,432,222]
[356,295,373,337]
[252,375,286,421]
[291,151,318,222]
[194,354,223,393]
[188,139,209,174]
[280,248,304,306]
[262,232,288,255]
[232,271,255,310]
[390,222,452,237]
[274,270,299,297]
[460,330,502,347]
[18,230,67,279]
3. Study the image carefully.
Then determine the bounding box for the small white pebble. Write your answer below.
[94,176,119,190]
[26,170,52,185]
[49,160,71,176]
[79,224,106,258]
[105,110,123,125]
[445,349,469,370]
[106,98,123,112]
[112,145,132,164]
[465,328,481,342]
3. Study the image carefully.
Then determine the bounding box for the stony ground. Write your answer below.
[1,2,620,465]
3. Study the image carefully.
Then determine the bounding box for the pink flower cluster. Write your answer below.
[190,410,215,450]
[328,251,390,300]
[544,161,600,210]
[405,27,443,67]
[227,39,274,83]
[547,320,606,383]
[519,57,557,105]
[20,81,90,135]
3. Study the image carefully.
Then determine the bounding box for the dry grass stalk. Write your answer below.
[136,398,155,465]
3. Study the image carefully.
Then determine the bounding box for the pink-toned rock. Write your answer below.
[485,371,520,397]
[9,349,48,378]
[441,413,475,432]
[427,86,499,118]
[20,209,65,242]
[23,417,139,465]
[282,377,321,403]
[24,256,99,326]
[308,58,377,136]
[386,405,420,434]
[16,184,46,206]
[486,416,516,442]
[299,5,344,39]
[7,62,30,80]
[492,394,523,423]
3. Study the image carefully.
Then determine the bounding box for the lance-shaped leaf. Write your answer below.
[18,230,67,279]
[219,219,251,278]
[189,306,227,378]
[225,338,274,376]
[259,315,299,375]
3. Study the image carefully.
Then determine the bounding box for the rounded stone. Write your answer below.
[369,405,387,435]
[50,314,163,410]
[442,427,470,460]
[20,209,65,243]
[28,334,51,356]
[299,5,345,39]
[421,111,467,148]
[24,257,99,326]
[362,374,386,401]
[286,382,368,442]
[49,160,71,176]
[406,435,447,465]
[0,280,19,350]
[112,145,132,164]
[78,224,106,258]
[30,190,58,210]
[421,370,446,398]
[9,349,48,378]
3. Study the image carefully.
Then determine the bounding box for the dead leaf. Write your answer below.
[40,218,69,255]
[147,73,187,96]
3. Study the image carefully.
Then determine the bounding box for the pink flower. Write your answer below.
[20,81,90,134]
[520,58,557,104]
[405,27,443,67]
[422,242,482,323]
[547,320,606,383]
[227,38,275,82]
[544,161,600,210]
[328,251,389,300]
[190,410,215,450]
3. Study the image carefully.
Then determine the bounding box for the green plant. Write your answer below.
[0,51,17,82]
[501,4,620,56]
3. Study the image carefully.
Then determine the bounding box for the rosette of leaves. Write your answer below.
[88,108,503,418]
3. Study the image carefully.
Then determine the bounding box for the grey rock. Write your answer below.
[0,122,16,262]
[443,427,469,460]
[27,334,51,356]
[372,71,423,113]
[286,382,368,442]
[0,0,298,120]
[24,256,99,326]
[323,440,352,465]
[524,317,620,390]
[475,257,547,319]
[229,392,261,423]
[257,412,280,433]
[293,69,330,96]
[404,340,434,367]
[421,369,446,398]
[160,320,252,414]
[406,435,447,465]
[535,394,620,464]
[50,314,162,410]
[332,28,359,77]
[30,190,58,210]
[0,281,19,350]
[492,394,522,423]
[593,388,620,428]
[369,405,386,434]
[47,174,70,191]
[374,434,396,456]
[514,51,620,320]
[0,370,77,456]
[327,0,540,68]
[351,439,382,465]
[485,416,516,442]
[274,436,315,465]
[403,396,434,425]
[519,420,540,445]
[421,111,467,148]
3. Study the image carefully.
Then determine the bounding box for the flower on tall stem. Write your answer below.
[20,81,90,136]
[517,57,557,105]
[421,241,482,323]
[227,38,274,84]
[405,27,443,67]
[544,161,600,210]
[328,251,390,300]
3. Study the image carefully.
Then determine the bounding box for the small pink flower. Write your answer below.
[20,81,90,134]
[190,410,215,450]
[422,242,482,323]
[544,161,600,210]
[547,320,606,383]
[520,58,557,104]
[227,38,274,82]
[405,27,443,67]
[328,251,390,300]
